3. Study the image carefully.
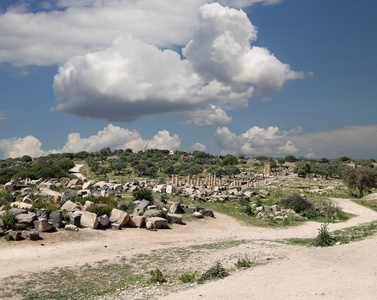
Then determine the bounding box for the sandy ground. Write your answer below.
[1,197,377,299]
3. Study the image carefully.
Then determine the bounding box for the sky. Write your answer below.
[0,0,376,160]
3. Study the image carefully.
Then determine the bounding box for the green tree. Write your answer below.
[221,154,238,166]
[343,167,377,198]
[294,162,311,177]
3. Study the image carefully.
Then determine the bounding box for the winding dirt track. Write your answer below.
[1,197,377,299]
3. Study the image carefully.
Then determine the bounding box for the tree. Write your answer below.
[284,155,297,163]
[294,162,311,177]
[343,167,377,198]
[221,154,238,166]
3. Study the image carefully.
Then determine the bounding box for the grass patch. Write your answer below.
[353,199,377,212]
[284,221,377,247]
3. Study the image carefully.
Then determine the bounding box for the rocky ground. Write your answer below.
[1,195,377,299]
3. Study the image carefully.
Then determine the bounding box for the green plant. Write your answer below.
[179,271,197,283]
[149,268,166,283]
[235,254,253,269]
[281,193,313,213]
[0,212,16,231]
[240,204,254,216]
[314,223,337,247]
[86,205,115,216]
[197,261,229,284]
[133,188,154,201]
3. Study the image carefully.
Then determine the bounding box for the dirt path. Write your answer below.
[69,164,86,180]
[1,197,377,299]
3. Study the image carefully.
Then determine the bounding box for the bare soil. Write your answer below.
[1,197,377,299]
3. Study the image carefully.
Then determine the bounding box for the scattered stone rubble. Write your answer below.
[2,172,339,239]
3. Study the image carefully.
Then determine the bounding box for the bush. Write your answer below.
[179,272,197,283]
[133,189,154,201]
[86,205,115,216]
[235,254,253,269]
[149,268,166,283]
[240,204,254,216]
[0,212,16,231]
[31,202,59,213]
[314,223,337,247]
[118,202,135,214]
[281,194,313,214]
[197,262,229,284]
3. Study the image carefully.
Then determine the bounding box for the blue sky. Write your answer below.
[0,0,376,159]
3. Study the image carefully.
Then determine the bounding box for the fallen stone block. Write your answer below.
[80,211,98,229]
[127,215,146,228]
[109,208,129,226]
[25,231,40,240]
[34,219,55,232]
[167,213,183,224]
[146,217,169,229]
[64,224,79,231]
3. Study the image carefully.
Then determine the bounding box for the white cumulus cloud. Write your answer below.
[213,126,301,156]
[187,143,207,152]
[53,3,301,125]
[0,136,46,158]
[0,124,181,158]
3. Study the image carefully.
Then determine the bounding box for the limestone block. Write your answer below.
[145,217,169,229]
[127,215,146,228]
[80,211,98,229]
[109,208,129,226]
[16,212,37,225]
[33,219,55,232]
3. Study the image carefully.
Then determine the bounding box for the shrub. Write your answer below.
[118,202,135,214]
[314,223,337,247]
[235,254,253,269]
[31,202,59,213]
[240,204,254,216]
[197,262,229,284]
[0,212,16,231]
[133,189,154,201]
[149,268,166,283]
[179,272,197,283]
[281,194,313,214]
[86,205,115,216]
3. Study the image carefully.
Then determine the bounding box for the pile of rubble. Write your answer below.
[0,179,216,241]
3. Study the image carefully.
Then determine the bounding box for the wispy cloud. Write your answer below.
[0,111,7,120]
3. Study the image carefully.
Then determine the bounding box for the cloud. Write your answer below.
[0,0,279,67]
[0,0,207,66]
[53,3,301,125]
[183,3,303,93]
[261,97,272,102]
[181,105,232,126]
[212,124,377,159]
[0,111,7,120]
[0,124,181,158]
[0,136,46,158]
[291,125,377,159]
[213,126,301,156]
[187,143,207,152]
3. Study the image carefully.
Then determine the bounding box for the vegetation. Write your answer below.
[235,253,253,269]
[197,262,229,284]
[343,167,377,198]
[149,268,167,284]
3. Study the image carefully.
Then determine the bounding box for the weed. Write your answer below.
[314,223,337,247]
[0,212,16,231]
[197,262,229,284]
[179,272,197,283]
[235,254,253,269]
[149,268,166,284]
